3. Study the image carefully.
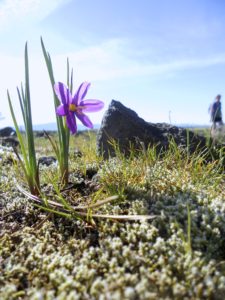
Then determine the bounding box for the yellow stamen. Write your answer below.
[69,104,77,112]
[69,104,86,112]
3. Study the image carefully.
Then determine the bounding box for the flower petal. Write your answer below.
[56,104,67,116]
[75,112,93,128]
[80,100,104,112]
[72,82,90,105]
[66,112,77,134]
[54,82,72,105]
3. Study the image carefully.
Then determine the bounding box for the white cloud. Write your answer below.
[1,38,225,127]
[55,39,225,81]
[0,0,70,30]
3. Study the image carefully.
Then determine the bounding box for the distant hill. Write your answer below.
[31,123,209,131]
[175,123,210,129]
[1,122,210,132]
[21,122,101,131]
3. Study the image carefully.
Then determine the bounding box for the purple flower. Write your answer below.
[54,82,104,134]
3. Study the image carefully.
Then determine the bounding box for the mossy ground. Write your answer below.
[1,130,225,299]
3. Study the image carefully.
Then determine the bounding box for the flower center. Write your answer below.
[69,104,86,113]
[69,104,77,112]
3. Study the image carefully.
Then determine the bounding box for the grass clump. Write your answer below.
[1,133,225,299]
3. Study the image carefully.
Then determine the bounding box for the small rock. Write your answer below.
[35,131,45,138]
[74,149,83,158]
[35,131,55,138]
[0,137,19,148]
[85,165,98,179]
[38,156,56,166]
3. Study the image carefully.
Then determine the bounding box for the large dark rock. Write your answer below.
[0,127,16,137]
[96,100,208,158]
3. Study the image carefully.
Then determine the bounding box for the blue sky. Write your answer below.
[1,0,225,127]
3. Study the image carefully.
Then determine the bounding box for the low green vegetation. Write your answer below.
[1,130,225,299]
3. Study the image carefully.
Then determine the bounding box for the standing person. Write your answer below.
[210,94,223,130]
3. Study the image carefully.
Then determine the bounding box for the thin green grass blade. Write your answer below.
[67,58,70,88]
[24,43,39,191]
[70,68,73,93]
[33,204,73,219]
[7,91,30,174]
[44,130,60,160]
[24,45,35,164]
[40,37,55,87]
[17,87,26,125]
[40,37,64,136]
[67,57,73,92]
[53,181,73,211]
[74,195,119,210]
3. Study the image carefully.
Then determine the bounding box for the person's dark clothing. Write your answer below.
[211,101,222,122]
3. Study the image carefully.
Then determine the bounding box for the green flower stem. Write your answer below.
[41,37,70,186]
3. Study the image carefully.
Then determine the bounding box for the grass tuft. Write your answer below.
[1,130,225,299]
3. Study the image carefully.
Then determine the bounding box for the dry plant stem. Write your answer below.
[16,184,157,222]
[31,213,52,230]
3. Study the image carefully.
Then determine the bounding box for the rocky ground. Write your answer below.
[1,132,225,299]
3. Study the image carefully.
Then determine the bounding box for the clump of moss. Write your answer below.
[1,133,225,299]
